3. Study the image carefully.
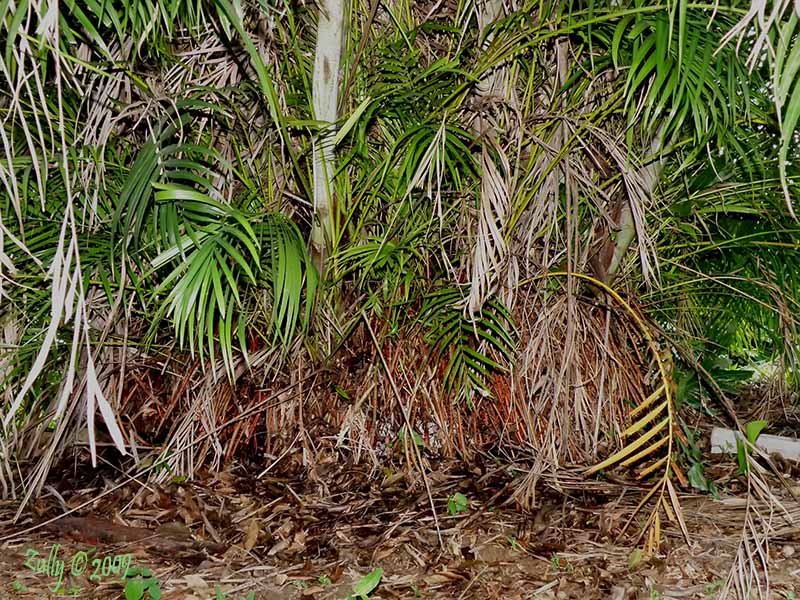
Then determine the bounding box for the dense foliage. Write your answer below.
[0,0,798,510]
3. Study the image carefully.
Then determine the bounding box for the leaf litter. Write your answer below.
[1,449,799,599]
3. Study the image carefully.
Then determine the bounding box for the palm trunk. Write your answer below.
[311,0,348,275]
[593,132,664,286]
[467,0,513,315]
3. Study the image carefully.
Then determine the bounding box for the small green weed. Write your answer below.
[124,568,161,600]
[628,548,644,570]
[736,420,769,474]
[11,581,28,593]
[396,427,425,448]
[507,536,524,552]
[292,580,309,589]
[346,567,383,600]
[549,554,572,573]
[704,580,723,597]
[447,492,469,516]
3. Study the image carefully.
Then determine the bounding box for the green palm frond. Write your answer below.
[420,287,516,402]
[148,189,257,371]
[255,214,319,344]
[648,131,800,383]
[147,196,316,374]
[546,3,761,160]
[715,0,800,216]
[112,101,232,252]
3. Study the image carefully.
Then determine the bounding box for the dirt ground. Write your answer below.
[1,453,799,600]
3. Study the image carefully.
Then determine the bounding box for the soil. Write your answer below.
[1,452,799,600]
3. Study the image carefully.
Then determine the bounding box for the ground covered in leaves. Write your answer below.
[1,450,800,600]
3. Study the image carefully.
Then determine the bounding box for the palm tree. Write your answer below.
[0,2,798,574]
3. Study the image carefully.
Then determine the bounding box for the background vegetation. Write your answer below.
[0,0,798,538]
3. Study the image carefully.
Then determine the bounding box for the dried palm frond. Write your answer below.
[720,446,794,600]
[514,271,686,553]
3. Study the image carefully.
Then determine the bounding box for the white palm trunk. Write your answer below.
[311,0,348,274]
[599,129,665,286]
[467,0,515,316]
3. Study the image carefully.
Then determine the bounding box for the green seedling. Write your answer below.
[704,580,723,597]
[11,581,28,593]
[687,462,718,497]
[549,554,572,572]
[292,580,309,589]
[124,567,161,600]
[447,492,469,516]
[346,567,383,600]
[508,536,524,552]
[138,455,174,475]
[332,384,351,400]
[628,548,644,570]
[736,420,769,474]
[396,427,425,448]
[318,575,332,585]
